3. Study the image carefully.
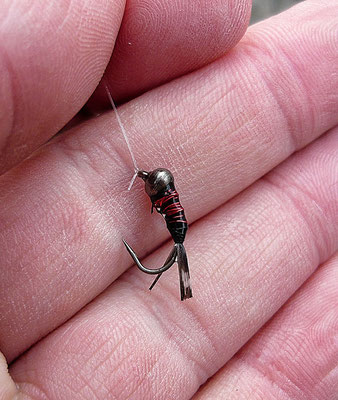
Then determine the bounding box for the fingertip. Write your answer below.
[86,0,252,110]
[0,0,126,174]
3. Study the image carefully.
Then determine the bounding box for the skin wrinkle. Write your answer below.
[120,274,215,397]
[262,172,334,263]
[239,228,286,290]
[249,204,302,289]
[157,59,239,139]
[57,192,92,251]
[265,175,332,265]
[254,4,338,137]
[208,189,280,281]
[1,3,336,396]
[111,326,165,398]
[38,172,95,259]
[195,81,240,141]
[209,136,336,386]
[239,41,298,153]
[63,113,141,186]
[159,293,215,377]
[238,326,332,400]
[88,357,116,399]
[229,366,276,400]
[292,165,336,243]
[315,364,338,394]
[50,138,132,248]
[76,365,102,400]
[241,359,304,400]
[16,379,48,400]
[60,370,97,400]
[92,0,251,104]
[197,254,338,399]
[77,2,116,53]
[83,329,129,377]
[55,322,127,399]
[110,296,170,396]
[117,354,156,400]
[124,352,165,400]
[58,318,107,368]
[55,0,73,32]
[244,24,336,150]
[1,2,46,154]
[108,356,139,399]
[260,366,303,400]
[53,134,121,192]
[9,130,336,396]
[0,0,126,173]
[103,21,336,212]
[312,312,338,384]
[139,206,282,390]
[276,45,316,141]
[132,287,212,395]
[0,220,37,274]
[0,41,18,155]
[162,46,292,183]
[269,358,312,398]
[0,152,127,358]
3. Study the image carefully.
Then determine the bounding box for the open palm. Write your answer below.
[1,1,337,399]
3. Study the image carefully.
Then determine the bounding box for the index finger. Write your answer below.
[0,0,125,174]
[0,0,252,174]
[86,0,252,111]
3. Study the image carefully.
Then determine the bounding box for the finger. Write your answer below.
[0,352,18,400]
[0,0,125,174]
[10,125,338,399]
[1,0,338,361]
[194,253,338,400]
[85,0,251,112]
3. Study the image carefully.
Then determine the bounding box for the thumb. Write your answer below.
[0,352,18,400]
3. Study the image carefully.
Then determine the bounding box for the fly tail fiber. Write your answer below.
[177,243,193,301]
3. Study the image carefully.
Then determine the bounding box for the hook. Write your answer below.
[123,240,177,275]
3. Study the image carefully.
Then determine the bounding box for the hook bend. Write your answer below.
[123,240,177,274]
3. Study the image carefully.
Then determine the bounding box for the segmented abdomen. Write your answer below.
[153,188,188,243]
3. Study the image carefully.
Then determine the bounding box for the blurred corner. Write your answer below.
[250,0,303,24]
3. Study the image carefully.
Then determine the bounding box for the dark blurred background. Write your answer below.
[251,0,303,23]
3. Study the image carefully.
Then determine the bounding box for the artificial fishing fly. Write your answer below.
[105,85,193,301]
[123,169,192,300]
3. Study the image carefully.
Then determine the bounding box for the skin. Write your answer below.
[0,0,337,398]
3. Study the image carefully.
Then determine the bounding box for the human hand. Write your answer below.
[0,1,337,399]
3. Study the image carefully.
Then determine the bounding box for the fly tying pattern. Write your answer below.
[105,85,192,301]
